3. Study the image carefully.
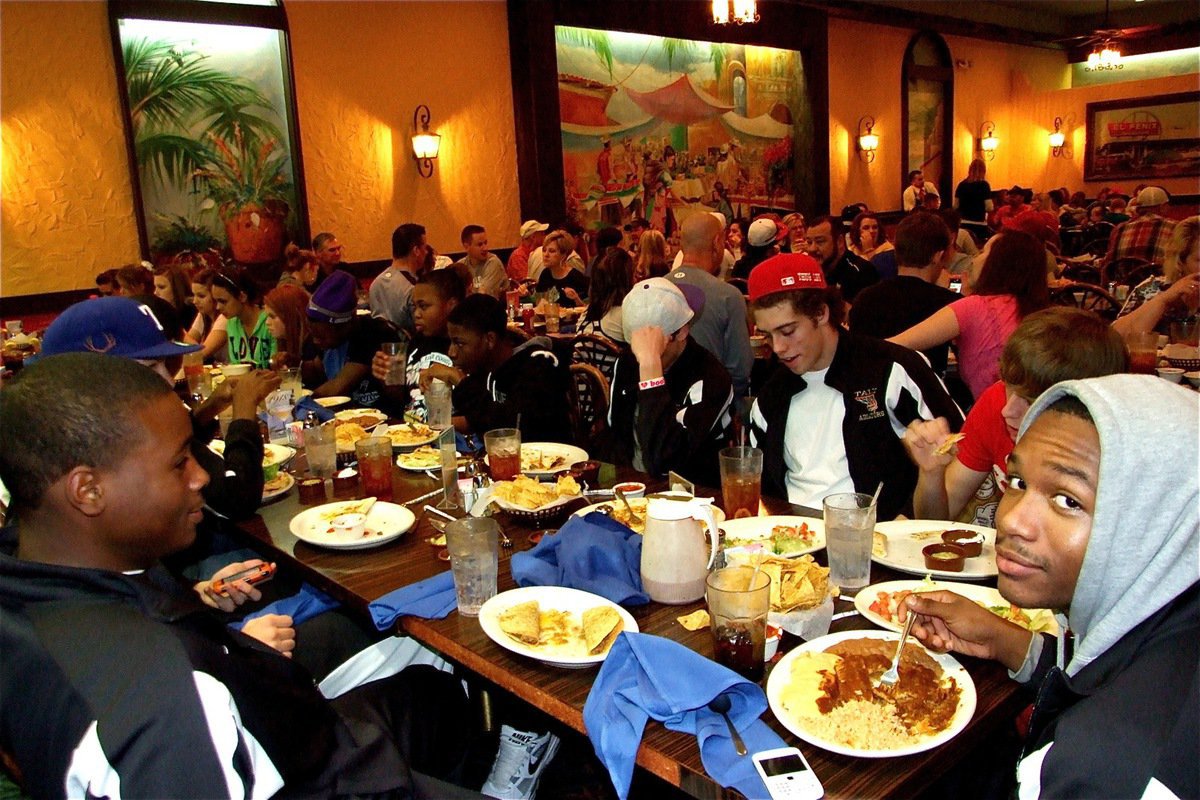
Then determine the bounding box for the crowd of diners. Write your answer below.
[1,164,1196,799]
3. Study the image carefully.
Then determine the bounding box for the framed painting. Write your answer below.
[108,0,308,271]
[1084,91,1200,182]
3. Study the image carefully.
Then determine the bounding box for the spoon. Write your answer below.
[707,694,747,756]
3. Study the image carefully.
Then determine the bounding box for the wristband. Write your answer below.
[638,377,666,391]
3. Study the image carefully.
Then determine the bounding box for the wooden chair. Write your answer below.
[1049,282,1122,321]
[571,333,622,383]
[567,362,610,446]
[1103,257,1158,288]
[1057,259,1101,286]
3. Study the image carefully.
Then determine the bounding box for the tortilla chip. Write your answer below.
[499,601,541,645]
[583,606,623,655]
[677,609,711,631]
[934,433,966,456]
[872,531,888,558]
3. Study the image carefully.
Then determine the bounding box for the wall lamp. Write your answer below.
[1049,116,1067,157]
[978,121,998,161]
[856,116,879,163]
[411,105,441,178]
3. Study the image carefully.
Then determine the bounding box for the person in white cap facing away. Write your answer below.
[507,220,548,283]
[731,215,787,280]
[600,278,733,486]
[1105,185,1177,267]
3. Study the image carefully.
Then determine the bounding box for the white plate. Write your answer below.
[766,629,976,758]
[572,497,726,535]
[485,443,589,477]
[872,520,996,580]
[396,447,466,472]
[854,579,1059,635]
[333,408,388,426]
[316,396,351,408]
[207,440,296,470]
[261,472,295,503]
[478,586,638,668]
[289,500,415,550]
[383,423,438,450]
[721,515,826,557]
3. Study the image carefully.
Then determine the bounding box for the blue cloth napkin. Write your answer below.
[510,512,649,606]
[583,632,786,800]
[367,570,458,630]
[230,583,340,631]
[293,396,335,423]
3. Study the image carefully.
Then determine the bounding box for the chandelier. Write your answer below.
[712,0,759,25]
[1086,41,1122,67]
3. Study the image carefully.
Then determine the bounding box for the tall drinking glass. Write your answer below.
[706,566,771,681]
[484,427,522,481]
[719,446,763,519]
[1124,331,1159,374]
[355,436,394,500]
[426,379,452,431]
[445,517,499,616]
[823,492,877,594]
[305,423,338,479]
[382,341,407,387]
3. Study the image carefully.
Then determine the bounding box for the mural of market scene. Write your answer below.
[116,18,302,268]
[554,26,802,237]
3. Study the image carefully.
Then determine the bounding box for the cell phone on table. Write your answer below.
[211,562,276,597]
[752,747,823,800]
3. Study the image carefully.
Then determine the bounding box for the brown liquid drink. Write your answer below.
[722,475,761,520]
[488,451,521,481]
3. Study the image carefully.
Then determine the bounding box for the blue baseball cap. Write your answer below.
[40,297,202,360]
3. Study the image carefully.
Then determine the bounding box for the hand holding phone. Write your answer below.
[752,747,823,800]
[211,562,276,597]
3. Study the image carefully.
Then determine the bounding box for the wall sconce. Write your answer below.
[411,104,441,178]
[712,0,759,24]
[978,121,998,161]
[1049,116,1066,157]
[856,116,878,163]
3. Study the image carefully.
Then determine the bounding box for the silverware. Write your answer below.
[614,486,643,526]
[707,694,747,756]
[877,604,917,693]
[477,502,513,548]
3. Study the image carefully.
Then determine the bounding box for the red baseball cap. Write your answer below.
[747,253,827,302]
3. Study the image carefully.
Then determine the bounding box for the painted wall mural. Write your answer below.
[114,17,302,267]
[554,26,803,237]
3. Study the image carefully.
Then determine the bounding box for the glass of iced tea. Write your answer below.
[706,566,770,682]
[1124,331,1159,374]
[355,436,394,500]
[484,427,522,481]
[719,446,763,519]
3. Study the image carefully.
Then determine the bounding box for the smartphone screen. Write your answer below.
[758,753,811,777]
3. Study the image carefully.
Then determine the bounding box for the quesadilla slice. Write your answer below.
[499,600,542,645]
[582,606,623,655]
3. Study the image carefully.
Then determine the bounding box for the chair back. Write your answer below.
[567,362,610,445]
[571,333,622,383]
[1104,256,1159,288]
[1049,282,1122,321]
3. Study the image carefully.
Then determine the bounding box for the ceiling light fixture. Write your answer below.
[712,0,759,25]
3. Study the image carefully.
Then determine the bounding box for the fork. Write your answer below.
[614,486,643,526]
[478,502,514,548]
[877,603,918,693]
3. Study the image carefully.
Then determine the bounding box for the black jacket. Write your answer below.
[602,338,733,486]
[826,250,879,302]
[453,335,573,443]
[750,331,962,518]
[1016,582,1198,799]
[193,416,264,521]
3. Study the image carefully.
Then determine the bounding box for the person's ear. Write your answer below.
[445,298,459,313]
[485,331,498,350]
[815,304,830,327]
[65,467,106,518]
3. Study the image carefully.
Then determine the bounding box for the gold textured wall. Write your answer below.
[1,1,141,298]
[1,0,521,300]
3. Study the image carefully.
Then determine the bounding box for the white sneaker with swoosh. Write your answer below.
[480,725,560,800]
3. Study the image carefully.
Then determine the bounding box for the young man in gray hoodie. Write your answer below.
[901,374,1197,799]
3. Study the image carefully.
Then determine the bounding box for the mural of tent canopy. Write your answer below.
[720,109,791,141]
[559,74,655,150]
[624,74,733,126]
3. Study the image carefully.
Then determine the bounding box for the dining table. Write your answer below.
[234,453,1027,800]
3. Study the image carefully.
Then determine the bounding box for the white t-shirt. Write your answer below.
[782,367,855,507]
[673,248,735,279]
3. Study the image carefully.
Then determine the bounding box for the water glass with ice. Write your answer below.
[823,492,876,595]
[445,516,499,616]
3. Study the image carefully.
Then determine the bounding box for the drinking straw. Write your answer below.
[871,481,884,507]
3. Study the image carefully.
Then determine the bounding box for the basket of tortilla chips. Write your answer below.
[726,553,836,639]
[490,475,583,524]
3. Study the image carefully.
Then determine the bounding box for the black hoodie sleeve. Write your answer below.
[635,344,732,479]
[193,417,264,521]
[453,348,573,443]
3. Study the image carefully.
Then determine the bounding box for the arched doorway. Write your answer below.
[901,31,953,207]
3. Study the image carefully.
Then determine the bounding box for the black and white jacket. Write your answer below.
[603,338,733,487]
[453,335,573,444]
[749,331,962,519]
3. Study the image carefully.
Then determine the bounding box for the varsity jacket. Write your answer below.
[602,338,734,487]
[1015,582,1198,799]
[0,527,412,799]
[749,331,962,519]
[453,335,572,443]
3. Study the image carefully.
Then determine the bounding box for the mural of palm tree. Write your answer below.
[123,38,293,263]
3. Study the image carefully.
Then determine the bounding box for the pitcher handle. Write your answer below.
[697,504,720,569]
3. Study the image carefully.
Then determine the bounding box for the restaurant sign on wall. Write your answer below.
[1084,91,1200,181]
[110,13,304,268]
[553,26,805,236]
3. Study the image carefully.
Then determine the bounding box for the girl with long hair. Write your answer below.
[153,262,197,331]
[210,266,276,368]
[848,212,894,261]
[890,230,1050,399]
[635,229,669,280]
[579,248,635,340]
[264,284,314,369]
[188,268,229,362]
[954,157,993,240]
